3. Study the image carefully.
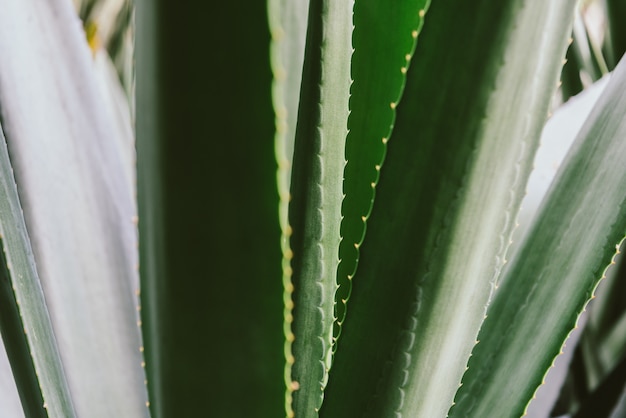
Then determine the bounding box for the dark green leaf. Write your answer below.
[136,1,284,416]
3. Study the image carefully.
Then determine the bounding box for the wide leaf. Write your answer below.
[452,55,626,418]
[323,0,576,416]
[136,1,284,416]
[0,1,148,416]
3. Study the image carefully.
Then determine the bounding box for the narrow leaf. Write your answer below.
[573,353,626,418]
[0,124,73,417]
[0,240,47,418]
[521,77,609,417]
[334,0,431,348]
[267,0,310,414]
[268,0,310,188]
[452,56,626,418]
[0,334,25,418]
[606,0,626,69]
[287,0,352,415]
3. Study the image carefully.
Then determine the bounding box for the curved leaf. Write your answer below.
[267,0,309,414]
[0,335,24,418]
[0,124,73,418]
[287,0,352,415]
[334,0,431,350]
[0,1,148,416]
[452,55,626,418]
[323,0,576,416]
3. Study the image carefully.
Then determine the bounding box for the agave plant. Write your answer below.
[0,0,625,417]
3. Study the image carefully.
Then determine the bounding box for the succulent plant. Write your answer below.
[0,0,624,417]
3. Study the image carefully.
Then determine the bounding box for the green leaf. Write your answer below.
[519,76,610,417]
[322,0,576,416]
[0,124,74,417]
[266,0,309,414]
[606,0,626,69]
[599,298,626,372]
[561,41,585,102]
[0,335,25,418]
[334,0,430,348]
[268,0,309,189]
[451,56,626,418]
[573,8,609,81]
[135,1,284,416]
[0,1,148,416]
[0,243,48,418]
[573,352,626,418]
[514,75,610,256]
[287,0,352,415]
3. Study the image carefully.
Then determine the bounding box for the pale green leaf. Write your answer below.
[267,0,309,413]
[0,1,148,416]
[452,55,626,418]
[287,0,352,415]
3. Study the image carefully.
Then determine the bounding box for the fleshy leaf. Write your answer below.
[452,55,626,418]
